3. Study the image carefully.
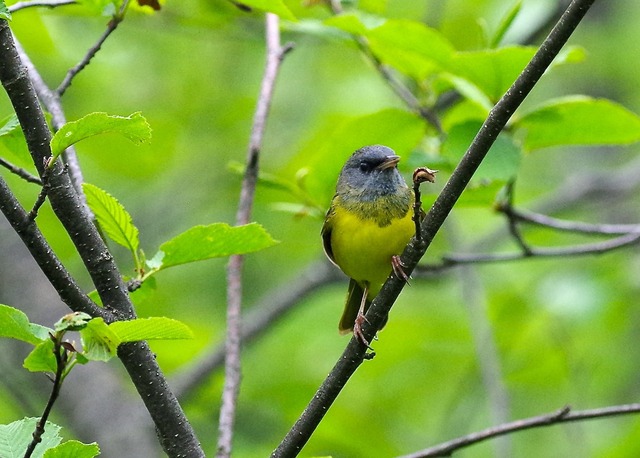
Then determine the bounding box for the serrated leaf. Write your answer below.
[516,97,640,150]
[50,112,151,161]
[80,318,121,362]
[23,339,57,373]
[0,304,48,344]
[237,0,296,21]
[83,183,140,255]
[109,317,193,342]
[154,222,278,270]
[0,418,61,458]
[44,440,100,458]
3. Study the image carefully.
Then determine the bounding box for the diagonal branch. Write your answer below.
[0,20,204,458]
[272,0,597,455]
[400,403,640,458]
[217,12,294,458]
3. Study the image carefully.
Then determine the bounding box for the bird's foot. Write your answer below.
[391,255,410,284]
[353,313,374,350]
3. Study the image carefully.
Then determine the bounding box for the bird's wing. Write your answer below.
[321,204,337,265]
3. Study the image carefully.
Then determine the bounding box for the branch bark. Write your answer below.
[272,0,597,455]
[0,20,204,458]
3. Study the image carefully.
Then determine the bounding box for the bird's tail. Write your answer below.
[338,279,388,334]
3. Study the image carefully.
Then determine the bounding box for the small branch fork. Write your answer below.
[216,13,293,458]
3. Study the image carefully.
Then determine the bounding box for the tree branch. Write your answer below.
[400,403,640,458]
[55,0,129,97]
[217,13,293,458]
[272,0,597,455]
[0,20,204,457]
[0,157,42,184]
[8,0,76,12]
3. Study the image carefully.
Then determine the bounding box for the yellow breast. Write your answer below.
[328,204,415,298]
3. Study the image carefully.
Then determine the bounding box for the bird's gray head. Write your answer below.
[337,145,408,200]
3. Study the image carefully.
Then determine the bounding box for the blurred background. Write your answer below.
[1,0,640,456]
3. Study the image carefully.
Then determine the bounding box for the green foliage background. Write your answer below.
[2,1,640,457]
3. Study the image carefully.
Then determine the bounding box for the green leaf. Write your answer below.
[324,13,370,35]
[54,312,92,333]
[109,317,194,342]
[236,0,296,21]
[516,96,640,150]
[0,113,19,137]
[443,121,521,182]
[0,304,49,344]
[490,0,522,48]
[83,183,140,256]
[0,2,11,21]
[0,113,32,167]
[450,46,536,101]
[366,19,455,80]
[44,441,100,458]
[23,339,57,373]
[49,112,151,162]
[80,318,121,362]
[0,418,61,458]
[153,222,278,270]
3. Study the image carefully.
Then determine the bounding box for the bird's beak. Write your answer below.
[376,155,401,170]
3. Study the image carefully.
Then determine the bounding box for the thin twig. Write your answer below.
[56,0,130,96]
[0,157,42,184]
[217,13,293,458]
[272,1,596,455]
[23,335,67,458]
[399,403,640,458]
[8,0,76,12]
[506,207,640,235]
[502,181,533,255]
[439,230,640,265]
[328,2,442,133]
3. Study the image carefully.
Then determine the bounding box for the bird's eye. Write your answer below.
[359,161,372,173]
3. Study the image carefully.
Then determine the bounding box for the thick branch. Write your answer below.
[0,177,103,317]
[400,403,640,458]
[272,0,596,455]
[0,21,203,457]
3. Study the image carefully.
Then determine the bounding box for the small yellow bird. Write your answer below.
[321,145,416,346]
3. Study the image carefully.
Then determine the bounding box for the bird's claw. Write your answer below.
[353,313,374,350]
[391,255,410,284]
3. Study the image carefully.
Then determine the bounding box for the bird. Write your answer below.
[321,145,416,347]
